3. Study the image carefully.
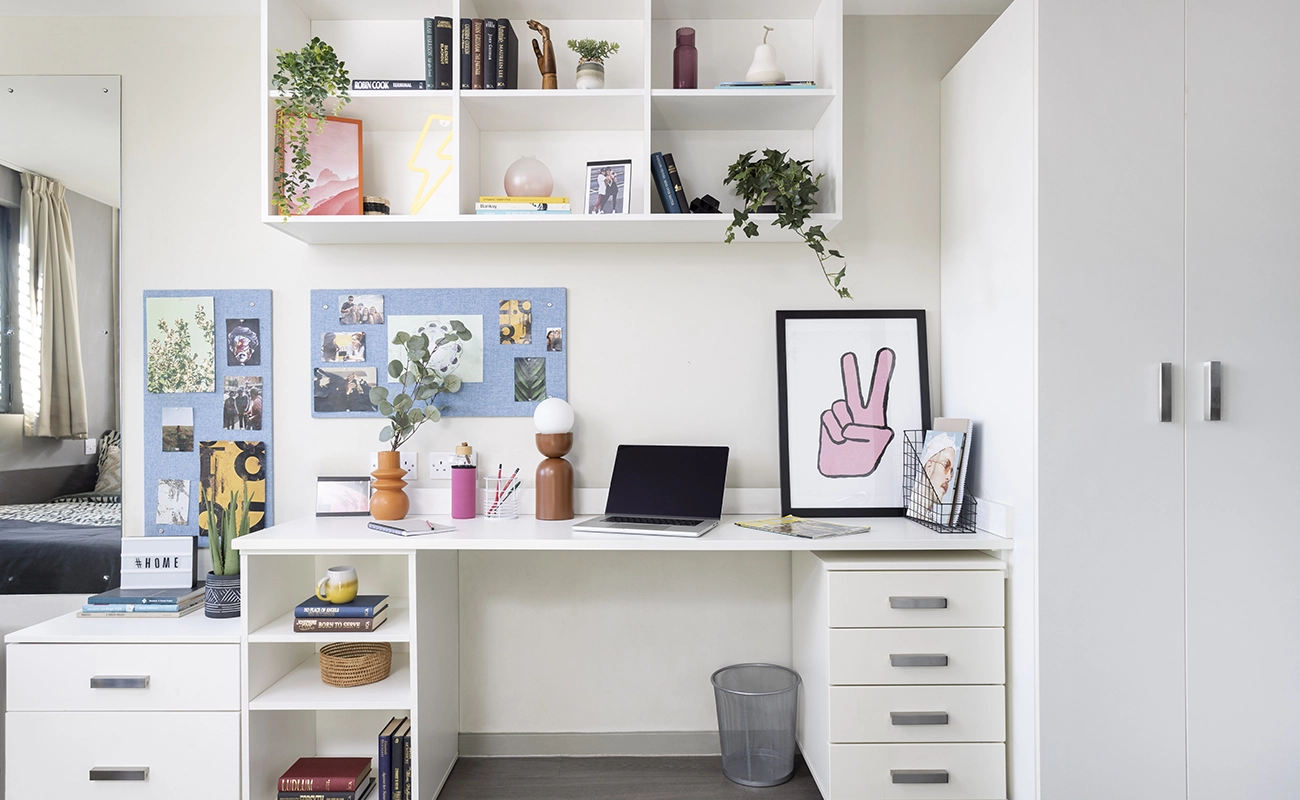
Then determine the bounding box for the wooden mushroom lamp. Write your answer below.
[534,398,574,520]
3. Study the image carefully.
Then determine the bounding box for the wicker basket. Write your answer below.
[319,642,392,688]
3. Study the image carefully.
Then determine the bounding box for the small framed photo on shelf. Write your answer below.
[585,159,632,215]
[775,310,932,517]
[315,476,372,517]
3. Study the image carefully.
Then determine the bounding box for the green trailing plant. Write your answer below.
[272,36,351,216]
[203,481,251,577]
[567,38,620,63]
[371,324,473,451]
[723,148,850,299]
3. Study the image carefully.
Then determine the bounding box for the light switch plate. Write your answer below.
[84,438,98,456]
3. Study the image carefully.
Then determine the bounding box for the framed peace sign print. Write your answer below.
[776,310,932,516]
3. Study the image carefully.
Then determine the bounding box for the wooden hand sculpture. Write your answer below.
[527,19,558,89]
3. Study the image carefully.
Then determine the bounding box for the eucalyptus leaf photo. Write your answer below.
[146,296,216,393]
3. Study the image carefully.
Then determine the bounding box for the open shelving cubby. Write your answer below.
[261,0,842,243]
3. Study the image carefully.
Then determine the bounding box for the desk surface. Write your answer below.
[235,514,1012,553]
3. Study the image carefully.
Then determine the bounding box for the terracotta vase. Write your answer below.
[370,451,410,521]
[535,432,574,520]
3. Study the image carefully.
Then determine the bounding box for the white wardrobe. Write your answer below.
[940,0,1299,797]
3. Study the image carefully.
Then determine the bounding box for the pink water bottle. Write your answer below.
[674,27,697,89]
[450,442,477,519]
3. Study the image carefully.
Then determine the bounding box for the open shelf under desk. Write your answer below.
[249,602,410,643]
[250,652,412,711]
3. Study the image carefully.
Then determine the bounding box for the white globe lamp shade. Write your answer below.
[534,397,574,434]
[505,156,554,198]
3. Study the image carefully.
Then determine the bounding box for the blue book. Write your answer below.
[650,152,680,213]
[295,595,390,618]
[377,716,401,800]
[87,586,202,605]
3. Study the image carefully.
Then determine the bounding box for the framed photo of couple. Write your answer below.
[776,310,932,516]
[585,159,631,215]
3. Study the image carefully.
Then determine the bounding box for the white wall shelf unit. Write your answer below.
[261,0,842,243]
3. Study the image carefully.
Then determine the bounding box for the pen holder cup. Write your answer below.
[482,477,519,520]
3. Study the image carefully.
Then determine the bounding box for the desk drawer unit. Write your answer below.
[6,643,240,712]
[793,551,1008,800]
[6,710,240,800]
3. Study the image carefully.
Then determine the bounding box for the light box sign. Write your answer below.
[120,536,198,590]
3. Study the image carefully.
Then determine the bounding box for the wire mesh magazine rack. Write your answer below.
[902,430,978,533]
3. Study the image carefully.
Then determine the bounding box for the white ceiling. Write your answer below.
[0,0,257,15]
[0,75,121,207]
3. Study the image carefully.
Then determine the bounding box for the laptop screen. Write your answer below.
[604,445,730,519]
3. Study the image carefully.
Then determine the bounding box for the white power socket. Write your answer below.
[84,439,98,456]
[370,452,419,479]
[427,451,476,478]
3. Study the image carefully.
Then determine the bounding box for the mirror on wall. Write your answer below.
[0,75,122,594]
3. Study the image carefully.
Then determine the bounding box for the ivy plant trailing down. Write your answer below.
[371,324,473,452]
[724,149,850,299]
[272,37,351,217]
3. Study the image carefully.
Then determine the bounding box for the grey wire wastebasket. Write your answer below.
[711,663,802,787]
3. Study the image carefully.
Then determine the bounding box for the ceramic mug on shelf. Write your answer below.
[316,565,358,604]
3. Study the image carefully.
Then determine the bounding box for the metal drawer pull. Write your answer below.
[890,653,948,667]
[889,596,947,609]
[892,769,949,784]
[891,711,949,726]
[90,767,149,781]
[1158,362,1173,422]
[90,675,150,689]
[1204,361,1222,421]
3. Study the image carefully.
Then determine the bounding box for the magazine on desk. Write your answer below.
[734,516,872,539]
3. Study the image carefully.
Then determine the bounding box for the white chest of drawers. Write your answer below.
[794,551,1008,800]
[4,612,241,800]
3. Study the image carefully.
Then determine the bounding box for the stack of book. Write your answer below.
[294,594,390,633]
[716,80,818,89]
[475,196,570,215]
[377,716,412,800]
[278,757,375,800]
[650,153,691,213]
[461,18,520,90]
[349,16,458,92]
[79,586,203,618]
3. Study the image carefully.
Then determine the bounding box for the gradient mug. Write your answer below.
[316,565,358,604]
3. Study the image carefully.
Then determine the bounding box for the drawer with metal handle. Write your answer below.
[829,628,1005,685]
[830,743,1007,799]
[829,686,1007,743]
[829,570,1004,628]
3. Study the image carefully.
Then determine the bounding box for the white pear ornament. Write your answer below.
[746,25,786,83]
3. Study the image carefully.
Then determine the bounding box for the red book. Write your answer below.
[278,758,372,793]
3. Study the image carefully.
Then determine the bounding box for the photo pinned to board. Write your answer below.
[339,294,384,325]
[546,327,563,352]
[387,315,483,383]
[321,331,366,362]
[225,318,261,366]
[161,407,194,452]
[146,296,216,393]
[222,376,264,431]
[499,300,533,345]
[198,440,268,537]
[156,479,191,525]
[514,357,547,402]
[313,367,379,413]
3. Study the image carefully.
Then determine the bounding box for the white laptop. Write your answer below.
[572,444,730,538]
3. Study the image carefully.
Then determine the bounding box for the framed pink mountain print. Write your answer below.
[276,114,363,215]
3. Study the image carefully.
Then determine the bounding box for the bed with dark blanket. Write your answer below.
[0,503,122,594]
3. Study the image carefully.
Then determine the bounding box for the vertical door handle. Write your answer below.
[1204,361,1222,421]
[1158,362,1173,422]
[89,767,149,781]
[892,769,949,784]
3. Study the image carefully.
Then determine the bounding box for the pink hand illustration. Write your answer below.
[818,348,896,478]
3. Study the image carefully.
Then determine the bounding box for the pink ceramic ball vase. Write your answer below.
[505,156,554,198]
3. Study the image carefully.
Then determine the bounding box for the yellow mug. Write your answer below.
[316,565,358,604]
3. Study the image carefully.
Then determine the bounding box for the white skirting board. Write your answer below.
[458,731,722,758]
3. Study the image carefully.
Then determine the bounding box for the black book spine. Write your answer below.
[483,19,498,89]
[423,17,435,87]
[459,19,472,90]
[393,732,404,800]
[471,19,484,90]
[497,19,517,89]
[434,17,453,89]
[403,730,412,800]
[663,153,691,213]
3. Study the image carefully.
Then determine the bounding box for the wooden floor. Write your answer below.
[436,755,825,800]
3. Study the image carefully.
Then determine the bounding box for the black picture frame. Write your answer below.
[776,310,931,517]
[315,476,372,517]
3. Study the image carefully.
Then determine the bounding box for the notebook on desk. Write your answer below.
[572,445,729,538]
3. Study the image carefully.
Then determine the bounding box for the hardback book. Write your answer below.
[350,79,426,91]
[377,716,402,800]
[650,152,680,213]
[479,195,568,203]
[295,595,390,618]
[82,597,203,614]
[368,519,455,536]
[496,19,518,89]
[474,209,572,215]
[663,153,691,213]
[423,17,435,86]
[483,19,498,89]
[434,17,453,89]
[470,19,485,90]
[278,776,375,800]
[459,19,472,89]
[77,604,201,619]
[391,718,411,800]
[87,586,202,605]
[278,758,372,793]
[402,722,412,800]
[934,417,974,524]
[476,202,570,211]
[716,80,817,88]
[293,609,389,633]
[908,429,966,524]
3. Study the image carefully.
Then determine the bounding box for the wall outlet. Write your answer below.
[84,438,98,456]
[427,451,476,478]
[370,452,419,479]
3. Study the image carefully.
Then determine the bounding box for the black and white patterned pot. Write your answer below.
[205,571,241,618]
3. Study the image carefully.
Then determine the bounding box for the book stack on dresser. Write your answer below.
[278,756,375,800]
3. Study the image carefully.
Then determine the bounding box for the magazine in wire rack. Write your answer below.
[902,429,978,533]
[734,516,872,539]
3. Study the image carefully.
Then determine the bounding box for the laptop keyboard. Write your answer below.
[606,516,703,527]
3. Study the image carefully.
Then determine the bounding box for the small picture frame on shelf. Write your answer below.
[276,113,363,216]
[315,476,372,517]
[585,159,632,215]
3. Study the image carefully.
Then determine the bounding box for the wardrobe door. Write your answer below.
[1185,1,1300,797]
[1036,1,1187,798]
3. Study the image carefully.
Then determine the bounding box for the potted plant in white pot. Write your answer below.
[202,481,251,618]
[567,38,619,89]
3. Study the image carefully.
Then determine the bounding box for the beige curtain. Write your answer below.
[18,172,88,439]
